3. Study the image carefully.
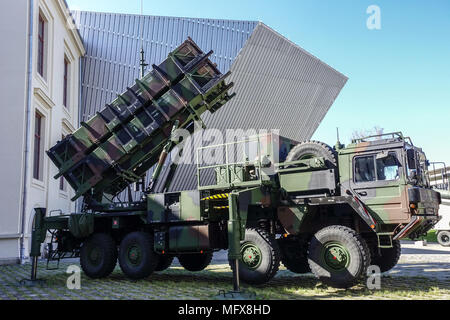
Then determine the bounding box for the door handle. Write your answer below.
[358,191,368,197]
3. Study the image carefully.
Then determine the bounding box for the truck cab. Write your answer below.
[338,132,441,241]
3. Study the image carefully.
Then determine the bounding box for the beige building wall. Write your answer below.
[0,0,85,264]
[0,0,29,265]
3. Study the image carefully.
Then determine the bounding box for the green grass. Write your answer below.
[425,230,438,242]
[406,230,437,242]
[0,262,449,300]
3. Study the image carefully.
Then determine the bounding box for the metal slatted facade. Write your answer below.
[72,11,257,121]
[72,11,348,193]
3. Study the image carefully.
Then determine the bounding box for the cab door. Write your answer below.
[350,149,410,224]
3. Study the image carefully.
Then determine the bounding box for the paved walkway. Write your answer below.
[387,241,450,281]
[207,241,450,281]
[0,241,448,300]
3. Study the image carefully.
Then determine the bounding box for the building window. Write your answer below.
[33,112,43,180]
[63,58,69,108]
[37,14,45,78]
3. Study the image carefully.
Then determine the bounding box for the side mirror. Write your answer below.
[407,149,416,169]
[408,169,418,185]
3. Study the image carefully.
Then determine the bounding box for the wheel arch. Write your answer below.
[307,197,379,234]
[278,202,376,237]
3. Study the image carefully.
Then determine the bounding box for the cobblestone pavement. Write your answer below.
[211,241,450,281]
[0,241,448,300]
[387,241,450,281]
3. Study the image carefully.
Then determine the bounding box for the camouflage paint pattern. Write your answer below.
[41,34,441,270]
[338,141,409,226]
[278,161,336,193]
[147,190,202,223]
[257,132,298,164]
[168,225,210,252]
[338,136,440,237]
[197,132,440,240]
[198,132,298,190]
[147,194,165,223]
[146,190,208,253]
[47,38,235,201]
[33,130,443,276]
[277,205,308,235]
[48,38,213,167]
[180,190,202,221]
[227,187,273,260]
[68,213,94,238]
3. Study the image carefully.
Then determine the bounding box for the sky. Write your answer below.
[66,0,450,164]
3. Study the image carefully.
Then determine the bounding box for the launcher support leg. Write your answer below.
[232,259,240,292]
[216,191,255,300]
[30,256,38,281]
[20,208,47,286]
[228,192,241,293]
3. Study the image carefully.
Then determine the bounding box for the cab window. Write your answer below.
[354,152,400,183]
[376,153,400,181]
[354,156,375,182]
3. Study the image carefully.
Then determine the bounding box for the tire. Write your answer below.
[370,240,401,273]
[118,231,160,280]
[278,237,311,274]
[178,251,213,272]
[308,225,370,289]
[437,231,450,247]
[155,255,174,272]
[286,141,337,168]
[80,233,117,279]
[229,228,281,285]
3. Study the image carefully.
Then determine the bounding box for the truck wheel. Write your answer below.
[118,231,160,280]
[370,240,401,272]
[155,255,174,272]
[80,233,117,279]
[178,252,213,271]
[286,141,337,168]
[437,231,450,247]
[308,226,370,288]
[278,237,311,274]
[230,228,281,285]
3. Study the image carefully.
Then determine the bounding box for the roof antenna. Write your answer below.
[335,127,344,151]
[139,0,148,78]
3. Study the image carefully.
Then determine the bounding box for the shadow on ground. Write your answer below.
[0,262,449,300]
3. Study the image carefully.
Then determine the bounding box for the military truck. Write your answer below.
[428,164,450,246]
[435,198,450,247]
[29,38,441,290]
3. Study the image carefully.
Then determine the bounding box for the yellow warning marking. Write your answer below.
[201,193,230,201]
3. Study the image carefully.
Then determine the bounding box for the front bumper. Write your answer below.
[394,187,441,240]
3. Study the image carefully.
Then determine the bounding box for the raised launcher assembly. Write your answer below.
[47,37,235,202]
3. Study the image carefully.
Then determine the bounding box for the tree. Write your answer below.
[351,126,384,141]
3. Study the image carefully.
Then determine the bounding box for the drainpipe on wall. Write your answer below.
[20,0,34,264]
